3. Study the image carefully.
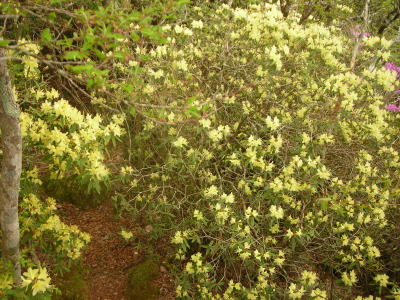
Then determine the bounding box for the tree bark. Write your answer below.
[0,47,22,285]
[377,7,399,35]
[280,0,292,18]
[298,1,316,25]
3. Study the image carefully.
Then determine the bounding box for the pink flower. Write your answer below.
[385,62,400,75]
[385,104,400,112]
[350,25,370,39]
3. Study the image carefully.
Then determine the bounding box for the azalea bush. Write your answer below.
[109,2,400,299]
[19,194,91,270]
[1,0,400,298]
[20,97,125,194]
[4,32,127,195]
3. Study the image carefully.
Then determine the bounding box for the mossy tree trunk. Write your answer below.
[0,46,22,285]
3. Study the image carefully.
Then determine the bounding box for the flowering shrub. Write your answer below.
[2,0,400,298]
[109,2,400,298]
[19,194,90,269]
[20,97,125,194]
[4,34,127,195]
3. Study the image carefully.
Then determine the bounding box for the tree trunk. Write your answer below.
[280,0,292,18]
[0,47,22,285]
[299,2,316,25]
[377,8,399,35]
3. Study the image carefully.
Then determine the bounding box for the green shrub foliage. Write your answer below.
[113,3,400,299]
[1,0,400,299]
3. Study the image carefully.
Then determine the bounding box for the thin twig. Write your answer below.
[0,15,19,19]
[23,5,78,18]
[350,0,370,71]
[0,16,8,35]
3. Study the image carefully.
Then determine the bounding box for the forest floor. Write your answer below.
[57,200,175,300]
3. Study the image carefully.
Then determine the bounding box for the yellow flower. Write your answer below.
[193,209,203,221]
[221,193,235,203]
[274,257,285,266]
[120,229,133,241]
[374,274,389,287]
[392,287,400,300]
[172,231,185,244]
[310,288,327,299]
[204,185,218,197]
[265,115,281,130]
[342,270,357,286]
[45,88,59,99]
[173,136,188,148]
[0,273,13,290]
[301,270,318,285]
[270,205,284,219]
[185,262,194,274]
[199,118,211,128]
[33,268,51,295]
[288,283,305,299]
[191,20,204,29]
[21,267,52,296]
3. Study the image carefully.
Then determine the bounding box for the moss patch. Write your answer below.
[52,264,89,300]
[126,260,160,300]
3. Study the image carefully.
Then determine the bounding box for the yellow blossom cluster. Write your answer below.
[21,267,53,296]
[21,194,90,260]
[21,95,125,186]
[9,39,41,79]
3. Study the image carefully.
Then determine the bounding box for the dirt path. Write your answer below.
[56,200,175,300]
[59,201,138,299]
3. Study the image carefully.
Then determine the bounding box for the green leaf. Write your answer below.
[319,197,330,211]
[64,50,89,60]
[41,28,53,43]
[127,12,142,22]
[123,84,134,93]
[188,106,200,118]
[174,0,191,8]
[0,39,10,47]
[68,64,95,73]
[48,12,56,22]
[131,32,140,42]
[64,51,80,60]
[158,37,167,44]
[94,48,106,60]
[92,180,101,194]
[80,173,91,185]
[87,180,93,193]
[20,233,33,245]
[113,52,125,60]
[186,96,196,105]
[110,33,125,40]
[140,27,158,39]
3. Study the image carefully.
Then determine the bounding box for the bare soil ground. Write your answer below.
[58,201,174,300]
